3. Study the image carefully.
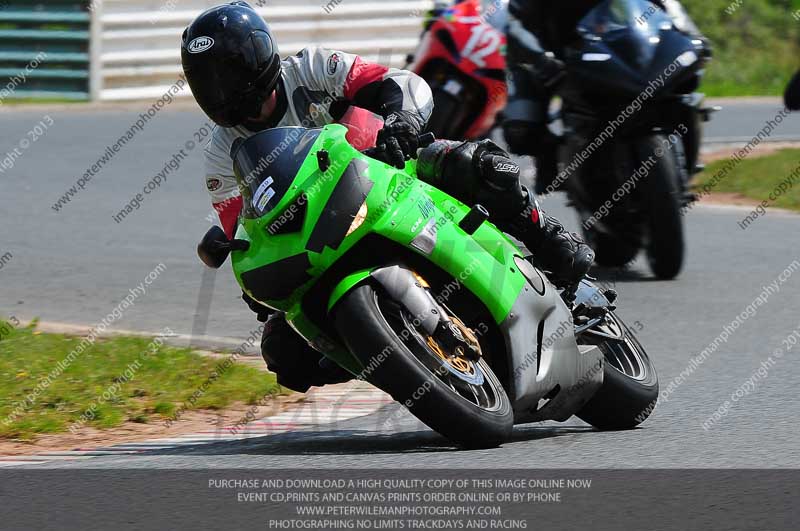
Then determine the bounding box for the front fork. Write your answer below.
[370,266,483,363]
[677,93,720,178]
[324,265,485,373]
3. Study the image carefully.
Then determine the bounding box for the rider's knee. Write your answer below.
[502,85,551,156]
[261,314,323,393]
[502,118,545,156]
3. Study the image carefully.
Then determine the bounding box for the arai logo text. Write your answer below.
[188,36,214,54]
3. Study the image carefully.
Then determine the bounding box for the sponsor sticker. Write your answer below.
[327,53,341,75]
[417,198,435,219]
[252,177,275,212]
[206,177,222,192]
[257,188,275,212]
[187,36,214,54]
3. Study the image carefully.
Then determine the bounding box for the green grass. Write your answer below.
[695,148,800,211]
[0,97,84,105]
[683,0,800,98]
[0,324,281,440]
[700,38,796,98]
[701,57,795,98]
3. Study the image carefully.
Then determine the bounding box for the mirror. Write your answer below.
[197,226,249,269]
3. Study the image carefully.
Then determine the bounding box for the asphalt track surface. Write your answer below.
[2,99,800,468]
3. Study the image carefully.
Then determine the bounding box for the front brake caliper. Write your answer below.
[431,316,482,362]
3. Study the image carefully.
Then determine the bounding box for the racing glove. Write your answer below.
[376,110,424,169]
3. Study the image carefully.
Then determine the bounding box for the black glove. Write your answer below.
[242,291,272,322]
[376,111,424,169]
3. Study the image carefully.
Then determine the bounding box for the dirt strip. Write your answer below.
[0,393,303,456]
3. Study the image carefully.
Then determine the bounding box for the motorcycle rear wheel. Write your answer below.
[334,284,513,448]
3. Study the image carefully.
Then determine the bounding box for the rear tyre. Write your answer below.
[634,135,685,280]
[576,313,658,430]
[334,284,513,448]
[572,140,640,268]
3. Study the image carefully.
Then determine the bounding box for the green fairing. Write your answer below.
[229,124,527,373]
[327,269,373,313]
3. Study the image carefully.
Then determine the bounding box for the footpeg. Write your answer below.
[573,302,615,320]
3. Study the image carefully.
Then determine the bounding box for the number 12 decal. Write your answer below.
[461,24,501,67]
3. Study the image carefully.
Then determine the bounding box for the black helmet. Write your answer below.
[181,1,281,127]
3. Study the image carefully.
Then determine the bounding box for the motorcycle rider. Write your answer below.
[182,1,594,392]
[503,0,704,194]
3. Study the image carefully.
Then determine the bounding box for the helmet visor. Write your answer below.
[183,29,280,127]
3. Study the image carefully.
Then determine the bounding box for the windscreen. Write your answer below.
[577,0,671,70]
[232,127,320,219]
[661,0,701,36]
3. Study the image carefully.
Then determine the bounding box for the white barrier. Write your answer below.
[92,0,433,101]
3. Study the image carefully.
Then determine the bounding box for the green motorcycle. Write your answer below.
[198,123,658,448]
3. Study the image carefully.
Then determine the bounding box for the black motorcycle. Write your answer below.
[555,0,715,279]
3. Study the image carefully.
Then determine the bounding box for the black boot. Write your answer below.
[418,140,594,291]
[500,190,595,291]
[472,150,594,289]
[261,313,352,392]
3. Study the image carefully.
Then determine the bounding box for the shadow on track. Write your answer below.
[589,265,651,284]
[125,416,594,458]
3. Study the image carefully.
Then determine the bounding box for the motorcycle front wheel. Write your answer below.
[575,312,659,430]
[334,283,513,448]
[583,227,639,268]
[635,134,686,280]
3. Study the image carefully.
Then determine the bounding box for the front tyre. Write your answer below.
[634,135,686,280]
[334,284,513,448]
[576,312,658,430]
